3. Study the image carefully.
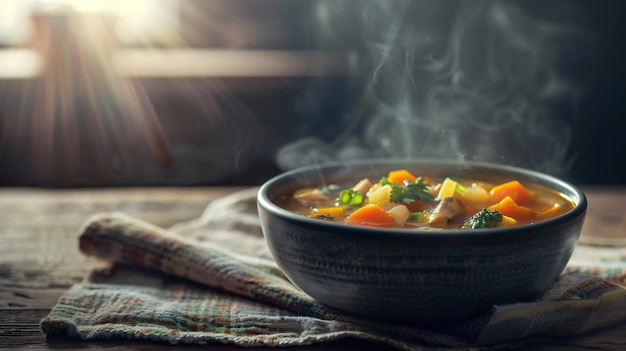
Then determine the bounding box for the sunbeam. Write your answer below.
[0,0,267,186]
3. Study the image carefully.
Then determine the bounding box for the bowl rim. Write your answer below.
[257,158,587,241]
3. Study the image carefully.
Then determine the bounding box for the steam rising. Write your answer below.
[277,0,585,177]
[0,1,587,186]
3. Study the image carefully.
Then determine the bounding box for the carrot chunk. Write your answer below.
[387,169,417,184]
[490,180,534,204]
[488,196,532,220]
[347,204,396,227]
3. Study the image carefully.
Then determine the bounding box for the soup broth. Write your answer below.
[273,168,575,230]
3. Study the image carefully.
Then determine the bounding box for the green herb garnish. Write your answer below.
[381,176,435,204]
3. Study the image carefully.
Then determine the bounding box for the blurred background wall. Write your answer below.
[0,0,624,187]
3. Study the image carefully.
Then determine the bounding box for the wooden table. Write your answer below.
[1,186,625,350]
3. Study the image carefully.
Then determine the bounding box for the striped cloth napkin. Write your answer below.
[40,188,626,350]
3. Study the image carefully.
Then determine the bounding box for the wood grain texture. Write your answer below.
[1,186,625,350]
[579,187,626,245]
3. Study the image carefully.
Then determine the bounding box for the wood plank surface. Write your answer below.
[578,187,626,245]
[1,186,625,350]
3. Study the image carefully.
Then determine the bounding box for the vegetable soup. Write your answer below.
[273,168,575,230]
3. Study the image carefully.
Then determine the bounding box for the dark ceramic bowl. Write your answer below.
[257,159,587,324]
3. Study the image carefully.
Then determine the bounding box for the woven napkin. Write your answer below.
[40,188,626,350]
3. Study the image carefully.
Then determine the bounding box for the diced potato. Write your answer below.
[366,183,382,196]
[368,184,392,205]
[387,205,411,226]
[436,178,458,200]
[461,183,490,203]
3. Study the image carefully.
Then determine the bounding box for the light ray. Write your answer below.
[0,0,270,186]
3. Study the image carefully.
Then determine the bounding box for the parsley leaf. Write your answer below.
[382,176,435,204]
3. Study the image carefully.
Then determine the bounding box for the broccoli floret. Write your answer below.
[461,208,503,229]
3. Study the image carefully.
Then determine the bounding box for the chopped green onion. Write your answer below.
[337,189,364,206]
[410,212,424,221]
[339,190,351,204]
[350,193,364,206]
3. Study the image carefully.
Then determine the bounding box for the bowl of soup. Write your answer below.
[256,158,586,324]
